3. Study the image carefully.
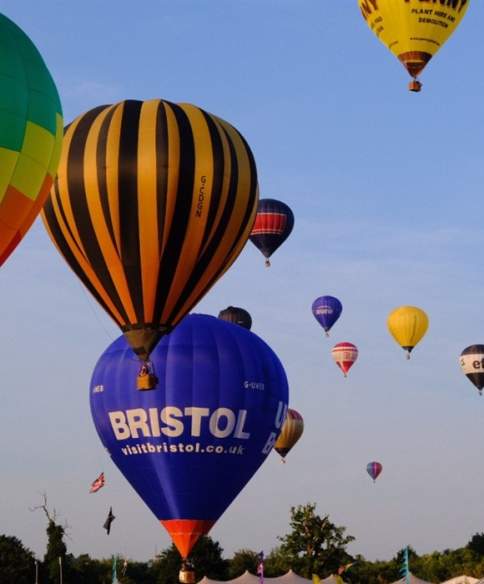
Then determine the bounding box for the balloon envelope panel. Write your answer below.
[90,314,288,553]
[0,13,63,266]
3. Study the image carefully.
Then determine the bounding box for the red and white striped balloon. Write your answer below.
[331,342,358,377]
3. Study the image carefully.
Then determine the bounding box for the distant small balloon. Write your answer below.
[274,408,304,461]
[460,345,484,395]
[331,342,358,377]
[250,199,294,267]
[218,306,252,330]
[387,306,428,359]
[312,296,342,336]
[366,461,382,482]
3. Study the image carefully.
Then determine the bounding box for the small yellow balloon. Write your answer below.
[387,306,429,358]
[274,409,304,462]
[358,0,470,91]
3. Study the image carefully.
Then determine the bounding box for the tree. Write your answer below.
[70,554,110,583]
[0,535,36,584]
[277,503,355,578]
[31,494,72,584]
[264,547,291,577]
[228,549,260,578]
[118,559,152,584]
[468,533,484,556]
[150,536,228,584]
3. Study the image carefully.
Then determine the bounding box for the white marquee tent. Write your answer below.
[197,570,347,584]
[197,570,482,584]
[389,574,435,584]
[391,574,479,584]
[441,577,478,584]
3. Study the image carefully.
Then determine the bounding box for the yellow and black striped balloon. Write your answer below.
[274,408,304,460]
[42,99,258,360]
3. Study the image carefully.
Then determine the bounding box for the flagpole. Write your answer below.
[59,556,63,584]
[34,560,39,584]
[404,547,409,584]
[257,551,264,584]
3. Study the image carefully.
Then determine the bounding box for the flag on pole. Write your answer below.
[112,555,121,584]
[256,551,264,584]
[399,547,410,584]
[337,562,356,575]
[103,507,116,535]
[89,472,105,493]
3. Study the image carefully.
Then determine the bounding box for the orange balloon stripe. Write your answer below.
[198,112,233,258]
[161,104,214,320]
[51,115,90,261]
[138,100,162,323]
[105,104,123,256]
[159,102,180,257]
[42,188,126,325]
[83,107,137,323]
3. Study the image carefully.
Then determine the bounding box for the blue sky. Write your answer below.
[2,0,484,565]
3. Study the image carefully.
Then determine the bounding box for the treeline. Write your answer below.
[3,503,484,583]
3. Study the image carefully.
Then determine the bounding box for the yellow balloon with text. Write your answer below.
[387,306,429,359]
[358,0,470,91]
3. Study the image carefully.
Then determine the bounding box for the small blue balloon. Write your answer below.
[312,296,343,335]
[90,314,288,557]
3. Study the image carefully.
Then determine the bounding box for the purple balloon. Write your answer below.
[367,461,383,482]
[312,296,343,336]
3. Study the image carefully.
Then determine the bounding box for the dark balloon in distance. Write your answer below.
[250,198,294,266]
[90,314,288,559]
[460,345,484,395]
[218,306,252,330]
[366,461,382,482]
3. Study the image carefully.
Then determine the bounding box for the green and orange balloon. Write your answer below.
[0,13,63,266]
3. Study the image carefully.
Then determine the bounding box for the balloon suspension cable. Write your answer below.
[265,259,271,268]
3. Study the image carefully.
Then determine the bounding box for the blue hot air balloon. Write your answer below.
[90,314,288,559]
[312,296,343,336]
